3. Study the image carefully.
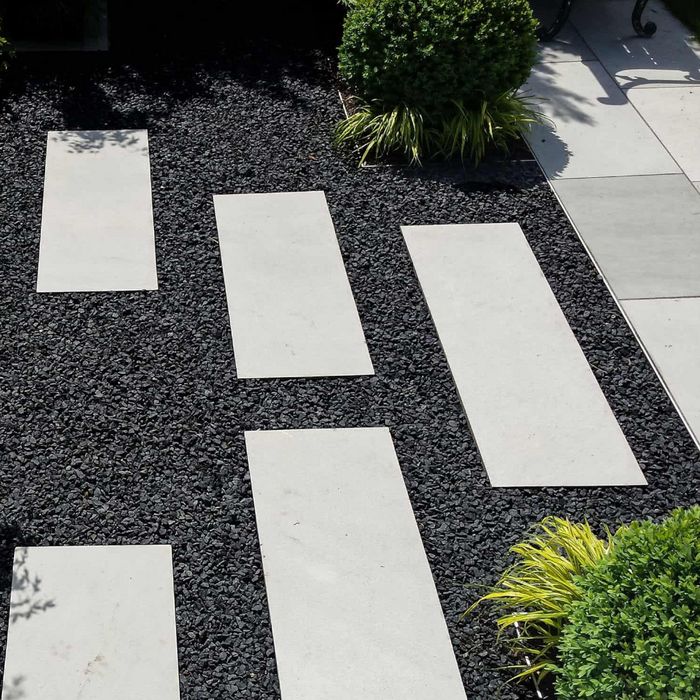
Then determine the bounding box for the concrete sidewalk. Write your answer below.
[524,0,700,448]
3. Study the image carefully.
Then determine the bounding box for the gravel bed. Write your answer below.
[0,43,698,700]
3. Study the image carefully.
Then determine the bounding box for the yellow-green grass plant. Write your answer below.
[463,517,622,687]
[333,90,546,166]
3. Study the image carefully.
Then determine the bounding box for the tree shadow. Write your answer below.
[9,547,57,624]
[49,128,147,155]
[2,675,26,700]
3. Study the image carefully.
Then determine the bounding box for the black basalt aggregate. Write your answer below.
[0,42,698,700]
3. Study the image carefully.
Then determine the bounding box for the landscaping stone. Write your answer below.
[553,174,700,299]
[523,61,680,179]
[37,130,158,293]
[2,545,179,700]
[213,191,373,379]
[627,87,700,181]
[245,427,467,700]
[622,297,700,444]
[0,46,698,700]
[403,223,644,487]
[571,0,700,90]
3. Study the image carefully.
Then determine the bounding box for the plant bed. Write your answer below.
[336,88,536,168]
[468,510,700,699]
[0,41,698,700]
[333,0,544,166]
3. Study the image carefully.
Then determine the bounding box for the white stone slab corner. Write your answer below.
[213,190,374,379]
[1,544,180,700]
[402,223,646,488]
[244,427,468,700]
[37,130,158,293]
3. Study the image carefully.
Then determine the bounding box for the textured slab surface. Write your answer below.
[523,61,681,179]
[536,22,596,63]
[554,174,700,299]
[1,545,180,700]
[403,223,645,487]
[623,298,700,445]
[37,130,158,292]
[571,0,700,90]
[245,427,468,700]
[628,87,700,181]
[213,191,374,378]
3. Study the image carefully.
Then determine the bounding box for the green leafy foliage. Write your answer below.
[338,0,538,111]
[0,17,13,71]
[334,90,545,166]
[463,517,618,686]
[556,507,700,700]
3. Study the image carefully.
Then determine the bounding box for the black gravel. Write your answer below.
[0,42,698,700]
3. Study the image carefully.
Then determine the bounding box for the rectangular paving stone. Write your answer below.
[522,61,681,179]
[571,0,700,90]
[628,87,700,181]
[37,130,158,292]
[622,298,700,447]
[213,191,374,379]
[1,545,180,700]
[402,223,645,488]
[554,174,700,299]
[244,427,468,700]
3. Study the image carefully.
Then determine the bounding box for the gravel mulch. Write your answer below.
[0,42,698,700]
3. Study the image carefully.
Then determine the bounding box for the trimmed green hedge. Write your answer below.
[338,0,538,111]
[556,507,700,700]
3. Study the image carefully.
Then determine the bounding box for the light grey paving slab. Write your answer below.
[694,181,700,195]
[536,22,596,63]
[628,87,700,181]
[554,174,700,299]
[213,191,374,379]
[402,223,645,488]
[522,61,680,179]
[244,427,468,700]
[37,130,158,292]
[622,297,700,444]
[1,545,180,700]
[571,0,700,90]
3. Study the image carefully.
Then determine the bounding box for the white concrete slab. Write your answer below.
[1,545,180,700]
[553,174,700,299]
[244,427,468,700]
[536,23,596,63]
[571,0,700,90]
[628,87,700,181]
[622,297,700,444]
[37,130,158,292]
[402,223,645,488]
[522,61,681,179]
[694,181,700,195]
[213,191,374,379]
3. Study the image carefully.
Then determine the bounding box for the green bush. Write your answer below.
[556,507,700,700]
[338,0,538,111]
[463,517,617,687]
[335,91,543,166]
[0,17,12,70]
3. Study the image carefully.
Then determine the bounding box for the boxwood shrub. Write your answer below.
[338,0,538,111]
[556,507,700,700]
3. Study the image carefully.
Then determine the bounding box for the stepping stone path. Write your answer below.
[37,130,158,293]
[403,223,645,488]
[213,191,374,379]
[3,546,179,700]
[245,427,468,700]
[2,126,653,699]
